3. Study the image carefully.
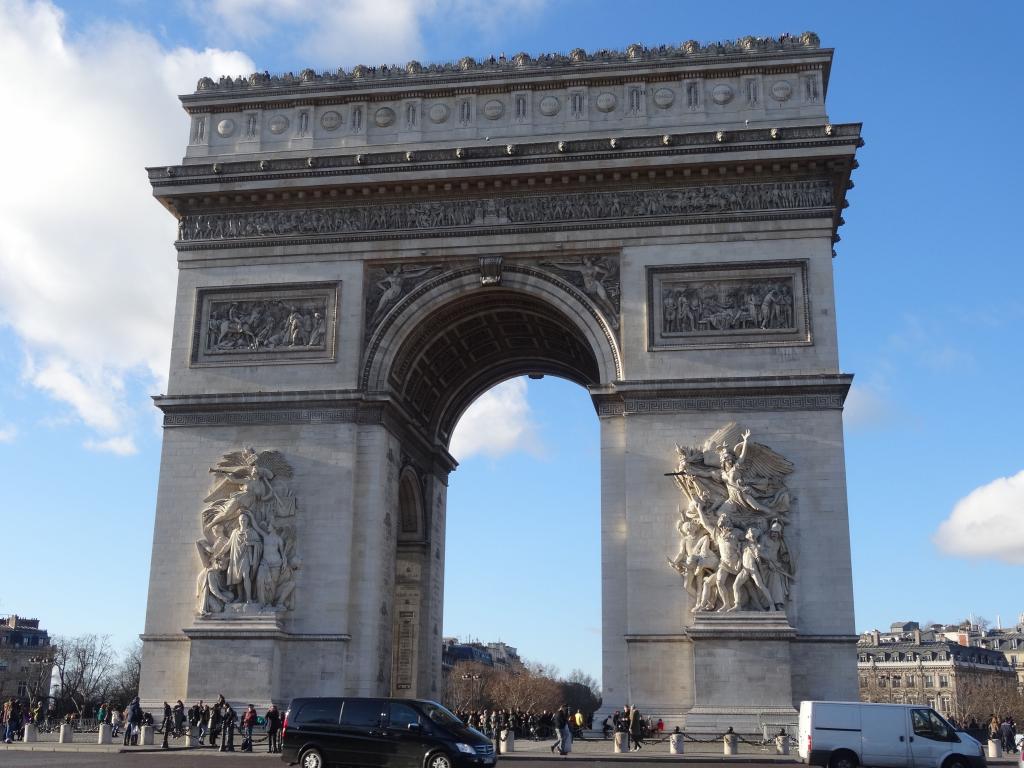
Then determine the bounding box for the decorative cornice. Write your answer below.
[187,33,823,99]
[151,124,861,186]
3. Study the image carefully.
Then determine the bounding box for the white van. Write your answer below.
[799,701,985,768]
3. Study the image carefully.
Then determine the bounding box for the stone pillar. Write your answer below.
[669,732,685,754]
[988,739,1002,759]
[22,724,37,743]
[723,732,738,755]
[140,725,155,745]
[499,729,514,753]
[97,723,112,744]
[614,732,627,753]
[776,734,789,755]
[59,723,74,743]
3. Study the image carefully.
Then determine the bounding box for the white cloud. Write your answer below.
[0,1,253,446]
[0,425,16,443]
[933,470,1024,564]
[84,435,138,456]
[449,378,543,460]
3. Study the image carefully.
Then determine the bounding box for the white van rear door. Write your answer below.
[861,706,910,767]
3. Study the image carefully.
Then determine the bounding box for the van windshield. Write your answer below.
[419,702,464,729]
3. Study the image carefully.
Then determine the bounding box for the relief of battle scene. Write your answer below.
[666,423,795,615]
[191,283,338,365]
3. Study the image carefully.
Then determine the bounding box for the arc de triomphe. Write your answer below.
[140,33,861,729]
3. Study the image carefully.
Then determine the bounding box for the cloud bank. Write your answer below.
[933,470,1024,564]
[0,0,253,451]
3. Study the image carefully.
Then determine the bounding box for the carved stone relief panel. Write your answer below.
[667,423,795,614]
[537,254,621,330]
[190,282,339,366]
[647,261,810,350]
[194,448,300,618]
[363,263,444,340]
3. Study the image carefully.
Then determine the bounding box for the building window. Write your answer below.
[878,676,888,688]
[940,696,951,712]
[924,675,934,688]
[860,675,868,686]
[892,676,902,688]
[17,681,27,697]
[906,674,916,686]
[939,675,949,688]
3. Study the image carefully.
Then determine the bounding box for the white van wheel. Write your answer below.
[943,757,968,768]
[829,749,858,768]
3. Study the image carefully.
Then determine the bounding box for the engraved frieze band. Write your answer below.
[177,180,833,245]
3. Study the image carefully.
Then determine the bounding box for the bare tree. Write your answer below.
[51,634,115,716]
[107,641,142,707]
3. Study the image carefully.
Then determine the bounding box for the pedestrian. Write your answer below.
[265,704,281,753]
[602,715,612,739]
[629,704,644,751]
[111,706,122,739]
[241,704,257,752]
[1000,718,1015,754]
[551,706,567,755]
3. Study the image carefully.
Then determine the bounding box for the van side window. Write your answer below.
[911,709,953,741]
[295,699,342,725]
[341,700,385,728]
[389,702,421,729]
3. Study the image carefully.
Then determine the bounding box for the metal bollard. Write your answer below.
[139,725,155,745]
[188,725,199,748]
[22,724,38,743]
[614,731,628,753]
[499,729,514,753]
[776,735,790,755]
[97,723,112,744]
[723,732,738,756]
[59,723,75,743]
[988,739,1003,759]
[670,732,685,754]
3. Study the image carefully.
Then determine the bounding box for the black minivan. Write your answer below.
[281,697,497,768]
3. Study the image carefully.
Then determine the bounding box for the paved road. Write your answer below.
[0,756,798,768]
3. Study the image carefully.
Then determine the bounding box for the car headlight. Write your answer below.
[455,743,476,754]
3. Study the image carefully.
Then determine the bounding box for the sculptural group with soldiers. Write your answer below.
[194,448,300,616]
[666,423,795,613]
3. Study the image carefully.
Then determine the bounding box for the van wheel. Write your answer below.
[829,750,858,768]
[428,752,454,768]
[301,747,325,768]
[943,757,968,768]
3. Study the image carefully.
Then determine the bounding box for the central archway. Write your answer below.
[365,265,619,698]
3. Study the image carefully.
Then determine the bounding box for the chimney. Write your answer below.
[871,630,881,646]
[913,628,922,644]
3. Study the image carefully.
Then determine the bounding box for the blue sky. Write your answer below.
[1,1,1023,686]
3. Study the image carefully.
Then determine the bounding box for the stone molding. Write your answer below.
[178,180,833,248]
[188,33,823,98]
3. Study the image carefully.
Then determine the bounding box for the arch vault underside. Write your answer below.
[141,33,862,732]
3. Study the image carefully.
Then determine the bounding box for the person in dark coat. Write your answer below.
[265,705,281,753]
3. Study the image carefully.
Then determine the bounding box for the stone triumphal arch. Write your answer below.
[140,33,862,729]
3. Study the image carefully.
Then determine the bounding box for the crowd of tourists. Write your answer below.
[156,695,283,753]
[452,706,592,740]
